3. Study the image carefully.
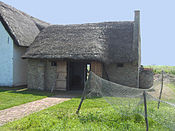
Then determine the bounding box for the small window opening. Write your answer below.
[117,63,124,67]
[51,61,57,66]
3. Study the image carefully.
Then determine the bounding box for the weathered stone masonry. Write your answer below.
[28,59,57,90]
[103,63,138,87]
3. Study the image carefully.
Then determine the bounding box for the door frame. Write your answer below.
[67,61,89,91]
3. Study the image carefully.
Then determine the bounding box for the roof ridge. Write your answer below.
[49,21,134,27]
[0,1,49,47]
[0,1,29,18]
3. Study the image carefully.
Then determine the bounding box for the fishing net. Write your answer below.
[77,71,175,130]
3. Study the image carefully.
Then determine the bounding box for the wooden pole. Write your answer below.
[76,88,86,114]
[158,70,164,109]
[143,91,149,131]
[76,72,91,114]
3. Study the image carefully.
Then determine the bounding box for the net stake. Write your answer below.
[143,91,149,131]
[76,87,86,114]
[158,70,164,109]
[76,72,91,114]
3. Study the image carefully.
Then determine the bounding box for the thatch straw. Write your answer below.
[0,1,49,47]
[23,21,136,63]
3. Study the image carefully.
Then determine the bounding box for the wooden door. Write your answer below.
[91,61,102,77]
[56,61,67,90]
[69,62,86,90]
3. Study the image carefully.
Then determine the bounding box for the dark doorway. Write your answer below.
[68,62,86,90]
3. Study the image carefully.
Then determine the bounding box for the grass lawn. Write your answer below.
[1,97,173,131]
[0,87,54,110]
[144,65,175,75]
[167,83,175,90]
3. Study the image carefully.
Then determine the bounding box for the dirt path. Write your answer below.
[0,95,75,126]
[150,73,175,100]
[149,84,175,99]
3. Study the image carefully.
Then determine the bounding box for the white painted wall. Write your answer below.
[0,21,13,86]
[13,44,27,86]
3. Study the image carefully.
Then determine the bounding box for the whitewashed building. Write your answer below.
[0,2,49,86]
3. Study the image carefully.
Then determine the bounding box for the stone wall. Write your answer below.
[28,60,151,90]
[13,44,27,86]
[45,60,57,90]
[27,59,46,90]
[27,59,62,91]
[103,63,138,87]
[139,68,153,89]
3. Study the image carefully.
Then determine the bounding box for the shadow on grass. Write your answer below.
[0,86,82,98]
[0,86,26,91]
[77,112,145,130]
[0,87,52,97]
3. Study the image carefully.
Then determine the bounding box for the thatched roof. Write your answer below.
[23,21,136,63]
[0,1,50,47]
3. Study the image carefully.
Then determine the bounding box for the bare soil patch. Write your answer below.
[149,73,175,100]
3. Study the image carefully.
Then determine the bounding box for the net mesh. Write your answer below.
[79,71,175,130]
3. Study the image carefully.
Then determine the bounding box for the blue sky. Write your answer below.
[1,0,175,66]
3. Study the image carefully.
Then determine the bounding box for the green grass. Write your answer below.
[144,65,175,75]
[1,98,173,131]
[0,87,54,110]
[167,83,175,90]
[167,84,175,103]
